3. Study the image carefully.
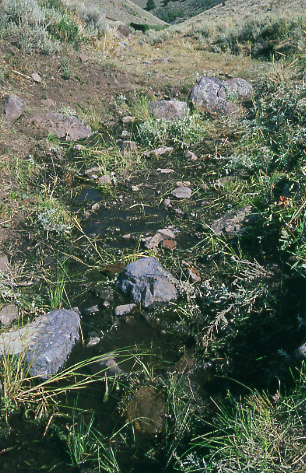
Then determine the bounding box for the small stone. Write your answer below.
[185,150,198,161]
[91,203,101,211]
[151,146,174,157]
[86,336,101,347]
[0,255,10,273]
[117,24,132,37]
[121,130,130,139]
[32,112,92,141]
[122,233,132,240]
[4,94,26,121]
[94,286,114,301]
[162,240,176,251]
[163,198,172,209]
[157,228,176,239]
[31,72,42,83]
[0,304,18,326]
[79,53,89,62]
[114,304,136,316]
[122,116,135,124]
[171,186,192,199]
[176,181,190,187]
[117,257,178,308]
[144,233,163,249]
[187,268,201,283]
[148,100,188,121]
[156,168,174,174]
[84,305,99,315]
[122,141,137,153]
[173,207,184,216]
[98,174,112,186]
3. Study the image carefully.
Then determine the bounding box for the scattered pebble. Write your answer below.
[79,53,89,62]
[83,305,99,315]
[162,239,176,251]
[163,198,172,209]
[185,150,198,161]
[0,303,18,326]
[156,168,174,174]
[31,72,42,83]
[114,304,136,316]
[122,116,135,124]
[98,175,112,186]
[171,186,192,199]
[187,268,202,283]
[91,203,101,211]
[86,336,101,347]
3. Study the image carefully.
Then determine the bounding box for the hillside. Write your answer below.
[132,0,223,23]
[181,0,306,27]
[64,0,165,25]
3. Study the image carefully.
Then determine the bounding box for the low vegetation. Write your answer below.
[1,0,306,471]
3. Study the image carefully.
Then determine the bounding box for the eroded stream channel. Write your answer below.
[1,92,306,473]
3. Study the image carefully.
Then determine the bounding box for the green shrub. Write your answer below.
[0,0,86,53]
[136,112,207,148]
[194,16,306,60]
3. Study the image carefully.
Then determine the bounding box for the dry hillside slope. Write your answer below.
[181,0,306,28]
[64,0,165,25]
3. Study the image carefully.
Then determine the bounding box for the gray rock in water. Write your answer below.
[114,303,136,316]
[32,112,93,141]
[0,309,80,378]
[117,257,178,308]
[4,94,26,121]
[148,100,188,121]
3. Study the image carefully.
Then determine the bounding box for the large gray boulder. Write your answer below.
[189,76,252,117]
[117,257,178,308]
[0,309,80,378]
[225,78,253,101]
[32,112,93,141]
[4,94,26,121]
[148,100,188,121]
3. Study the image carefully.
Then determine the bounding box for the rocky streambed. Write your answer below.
[1,74,306,473]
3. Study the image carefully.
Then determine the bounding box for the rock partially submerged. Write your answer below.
[126,386,166,434]
[117,257,178,308]
[0,309,80,378]
[32,112,93,141]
